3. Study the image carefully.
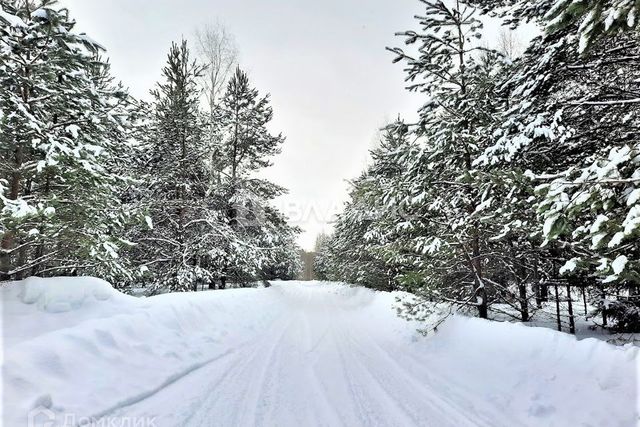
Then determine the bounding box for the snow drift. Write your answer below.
[1,277,144,349]
[1,278,638,426]
[418,316,639,426]
[2,277,285,426]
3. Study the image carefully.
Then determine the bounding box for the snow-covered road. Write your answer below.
[99,283,637,427]
[3,279,637,426]
[107,283,502,426]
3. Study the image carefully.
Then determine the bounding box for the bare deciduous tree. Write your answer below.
[497,28,522,60]
[194,22,238,114]
[194,23,238,190]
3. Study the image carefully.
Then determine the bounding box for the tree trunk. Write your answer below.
[582,286,588,317]
[518,283,529,322]
[220,276,226,290]
[554,283,562,332]
[470,223,485,319]
[16,243,27,279]
[2,38,33,280]
[476,286,488,319]
[566,285,575,334]
[601,288,608,328]
[31,241,45,276]
[0,242,13,280]
[0,144,25,279]
[512,243,529,321]
[540,280,548,303]
[533,256,545,308]
[454,6,485,320]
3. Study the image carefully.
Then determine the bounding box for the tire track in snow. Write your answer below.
[244,316,300,426]
[327,317,383,425]
[300,305,351,427]
[356,329,525,427]
[82,346,239,426]
[342,328,491,427]
[333,321,423,426]
[93,283,528,426]
[181,315,296,426]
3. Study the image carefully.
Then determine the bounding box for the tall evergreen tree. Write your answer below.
[0,0,137,282]
[317,121,411,291]
[477,27,640,330]
[214,67,291,286]
[471,0,640,51]
[387,0,500,318]
[318,0,640,333]
[137,40,225,292]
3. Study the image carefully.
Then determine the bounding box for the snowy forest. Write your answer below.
[0,0,302,293]
[2,0,640,331]
[315,0,640,335]
[1,1,639,426]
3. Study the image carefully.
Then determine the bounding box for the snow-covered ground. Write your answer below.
[2,278,638,426]
[490,300,640,345]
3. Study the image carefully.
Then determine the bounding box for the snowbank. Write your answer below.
[1,277,145,348]
[2,277,284,426]
[417,316,639,426]
[19,276,115,312]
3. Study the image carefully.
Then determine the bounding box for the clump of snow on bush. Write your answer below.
[559,257,579,274]
[611,255,628,275]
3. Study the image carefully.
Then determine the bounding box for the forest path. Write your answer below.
[105,282,514,427]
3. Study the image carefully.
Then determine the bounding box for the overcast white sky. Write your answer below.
[60,0,526,250]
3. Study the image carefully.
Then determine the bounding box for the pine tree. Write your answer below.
[0,0,137,282]
[470,0,640,52]
[319,121,411,291]
[215,67,291,286]
[545,0,640,52]
[257,207,302,281]
[313,232,331,280]
[475,2,640,331]
[317,0,639,333]
[387,0,500,318]
[138,40,223,292]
